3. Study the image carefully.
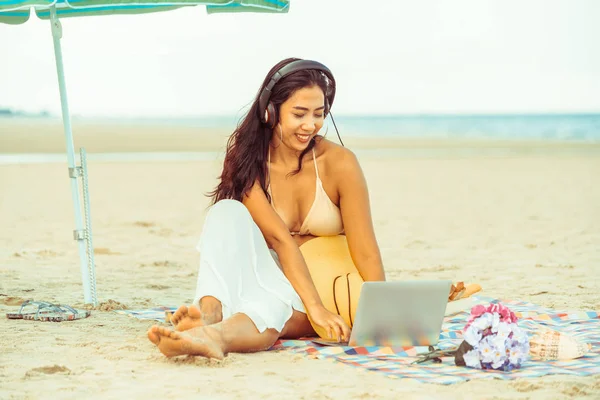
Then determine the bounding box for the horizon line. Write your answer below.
[2,111,600,120]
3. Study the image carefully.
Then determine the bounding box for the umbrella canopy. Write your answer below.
[0,0,288,24]
[1,0,289,305]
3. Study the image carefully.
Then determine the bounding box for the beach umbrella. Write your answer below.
[0,0,289,306]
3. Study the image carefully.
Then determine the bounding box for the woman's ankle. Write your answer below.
[199,296,223,325]
[202,325,228,355]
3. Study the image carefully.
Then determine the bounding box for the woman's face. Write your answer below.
[275,85,325,152]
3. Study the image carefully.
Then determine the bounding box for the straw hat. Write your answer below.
[299,235,364,339]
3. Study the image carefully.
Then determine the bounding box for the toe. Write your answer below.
[156,326,181,340]
[187,305,202,320]
[168,329,183,340]
[172,305,188,323]
[147,326,161,345]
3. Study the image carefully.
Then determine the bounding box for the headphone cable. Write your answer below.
[328,112,344,147]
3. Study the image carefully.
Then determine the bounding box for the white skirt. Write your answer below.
[194,199,306,333]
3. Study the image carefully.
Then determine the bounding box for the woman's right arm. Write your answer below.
[242,181,350,341]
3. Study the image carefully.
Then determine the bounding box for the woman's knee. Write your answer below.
[207,199,251,221]
[197,200,253,250]
[279,310,314,339]
[204,199,253,230]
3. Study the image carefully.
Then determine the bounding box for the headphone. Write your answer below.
[258,59,344,146]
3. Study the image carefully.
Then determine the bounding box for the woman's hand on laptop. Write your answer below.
[308,304,351,342]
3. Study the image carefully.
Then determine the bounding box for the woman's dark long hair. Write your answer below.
[208,58,332,204]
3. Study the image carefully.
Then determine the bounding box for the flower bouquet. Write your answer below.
[455,303,530,371]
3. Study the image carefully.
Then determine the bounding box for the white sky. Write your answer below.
[0,0,599,117]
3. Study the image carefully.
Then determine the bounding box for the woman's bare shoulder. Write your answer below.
[315,136,360,173]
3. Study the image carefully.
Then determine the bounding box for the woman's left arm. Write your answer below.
[336,149,386,281]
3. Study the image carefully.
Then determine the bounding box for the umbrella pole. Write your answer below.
[49,5,97,306]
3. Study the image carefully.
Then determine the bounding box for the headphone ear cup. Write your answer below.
[266,102,277,128]
[324,97,330,117]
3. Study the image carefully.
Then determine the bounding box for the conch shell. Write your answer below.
[529,329,591,361]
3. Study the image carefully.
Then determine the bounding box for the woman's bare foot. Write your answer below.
[170,299,223,331]
[170,305,204,331]
[147,325,225,360]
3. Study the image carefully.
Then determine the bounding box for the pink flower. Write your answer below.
[465,303,519,335]
[471,304,487,319]
[495,303,518,323]
[486,303,500,314]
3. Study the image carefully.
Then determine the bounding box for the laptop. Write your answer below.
[312,280,451,347]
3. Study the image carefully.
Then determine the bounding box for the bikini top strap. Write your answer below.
[268,147,271,177]
[267,148,274,204]
[312,148,320,180]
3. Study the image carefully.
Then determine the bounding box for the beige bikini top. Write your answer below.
[268,148,344,237]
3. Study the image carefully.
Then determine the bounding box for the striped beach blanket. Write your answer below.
[115,298,599,384]
[272,298,600,384]
[114,306,176,322]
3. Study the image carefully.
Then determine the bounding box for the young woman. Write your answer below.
[147,58,385,359]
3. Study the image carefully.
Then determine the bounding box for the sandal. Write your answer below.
[6,300,55,319]
[6,300,91,322]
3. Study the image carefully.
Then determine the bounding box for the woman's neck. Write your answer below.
[269,140,305,170]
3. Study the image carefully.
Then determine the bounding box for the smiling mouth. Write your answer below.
[295,133,312,143]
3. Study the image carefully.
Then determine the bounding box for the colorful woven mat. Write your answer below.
[114,306,176,322]
[114,298,599,384]
[271,298,600,385]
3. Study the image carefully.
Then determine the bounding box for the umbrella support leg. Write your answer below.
[49,6,98,306]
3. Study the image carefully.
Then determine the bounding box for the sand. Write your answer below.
[1,119,599,399]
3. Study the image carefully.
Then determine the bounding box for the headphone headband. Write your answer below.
[258,59,336,124]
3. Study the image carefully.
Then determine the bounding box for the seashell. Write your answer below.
[529,329,592,361]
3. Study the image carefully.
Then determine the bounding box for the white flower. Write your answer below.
[490,322,511,348]
[478,336,495,363]
[508,343,528,365]
[491,345,508,369]
[463,325,483,347]
[491,334,508,351]
[463,349,482,369]
[511,325,529,345]
[491,313,501,332]
[472,313,493,331]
